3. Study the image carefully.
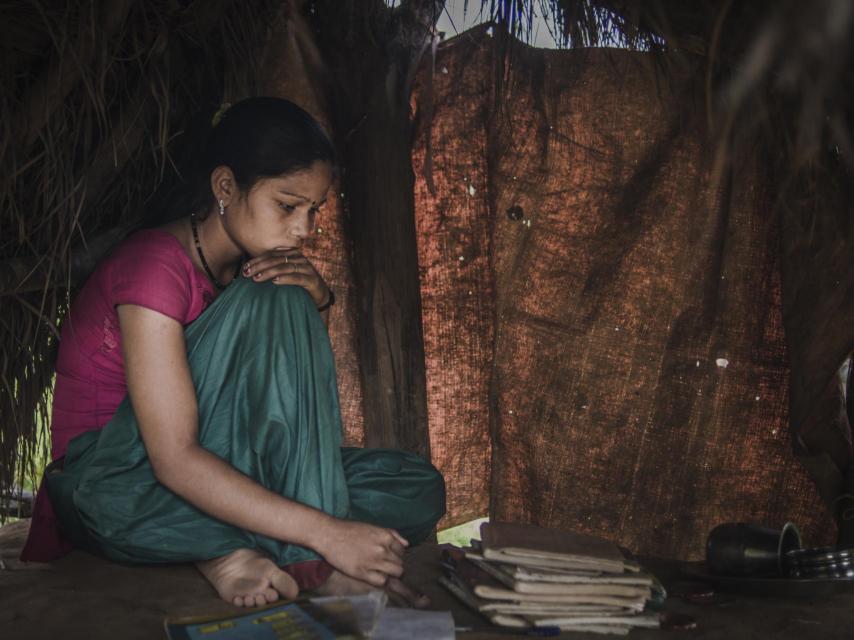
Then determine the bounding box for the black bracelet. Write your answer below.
[317,288,335,312]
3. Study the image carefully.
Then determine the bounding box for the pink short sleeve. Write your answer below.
[49,229,213,462]
[109,232,194,323]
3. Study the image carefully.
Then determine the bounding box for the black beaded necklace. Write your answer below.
[190,213,240,290]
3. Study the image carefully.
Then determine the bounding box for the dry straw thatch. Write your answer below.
[2,0,852,519]
[1,0,280,514]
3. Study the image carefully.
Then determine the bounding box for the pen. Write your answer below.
[455,625,561,636]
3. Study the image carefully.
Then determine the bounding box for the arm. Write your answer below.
[117,304,404,585]
[242,249,332,328]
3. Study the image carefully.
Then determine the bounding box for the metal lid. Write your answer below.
[783,546,854,579]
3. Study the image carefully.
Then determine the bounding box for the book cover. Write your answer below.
[480,522,628,574]
[465,553,654,595]
[438,574,530,629]
[479,603,642,615]
[533,612,660,630]
[472,583,648,608]
[164,601,350,640]
[164,592,387,640]
[511,564,654,586]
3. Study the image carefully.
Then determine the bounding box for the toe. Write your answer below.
[386,577,429,609]
[414,593,431,608]
[233,595,244,607]
[263,587,279,603]
[270,568,299,600]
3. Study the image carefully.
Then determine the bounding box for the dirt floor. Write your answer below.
[2,519,853,639]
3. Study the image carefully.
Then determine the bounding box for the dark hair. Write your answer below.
[197,97,336,211]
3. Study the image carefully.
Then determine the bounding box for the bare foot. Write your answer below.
[196,548,299,607]
[315,569,430,609]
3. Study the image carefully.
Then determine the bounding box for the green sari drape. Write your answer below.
[47,280,445,566]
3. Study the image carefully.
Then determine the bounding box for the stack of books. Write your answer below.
[440,522,663,636]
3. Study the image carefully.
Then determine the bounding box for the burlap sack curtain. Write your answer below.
[411,29,833,558]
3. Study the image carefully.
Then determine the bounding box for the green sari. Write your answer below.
[47,279,445,567]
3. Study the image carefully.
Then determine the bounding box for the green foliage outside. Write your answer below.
[3,390,52,524]
[437,516,488,547]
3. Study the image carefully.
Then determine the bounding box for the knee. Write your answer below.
[416,456,447,518]
[342,448,447,543]
[396,451,447,539]
[231,279,313,313]
[222,280,319,337]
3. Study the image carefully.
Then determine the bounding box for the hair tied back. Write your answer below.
[211,102,232,127]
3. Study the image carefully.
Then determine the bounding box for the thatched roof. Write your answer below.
[2,0,852,518]
[1,0,280,508]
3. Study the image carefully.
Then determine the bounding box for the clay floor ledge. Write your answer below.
[2,520,853,639]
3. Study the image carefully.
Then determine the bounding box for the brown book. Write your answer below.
[438,575,529,629]
[513,582,650,598]
[457,547,647,607]
[512,564,654,586]
[481,522,629,574]
[547,625,630,636]
[480,603,644,616]
[465,553,654,594]
[534,612,660,631]
[472,584,648,608]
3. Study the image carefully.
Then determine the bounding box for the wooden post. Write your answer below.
[313,0,444,457]
[342,72,431,456]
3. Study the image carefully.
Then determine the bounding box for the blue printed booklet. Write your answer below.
[164,598,369,639]
[165,591,455,639]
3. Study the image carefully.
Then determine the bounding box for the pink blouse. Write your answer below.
[21,229,214,562]
[50,229,215,459]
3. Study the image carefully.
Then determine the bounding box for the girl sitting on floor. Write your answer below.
[21,97,446,608]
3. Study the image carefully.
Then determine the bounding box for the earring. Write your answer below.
[219,199,225,216]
